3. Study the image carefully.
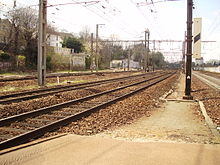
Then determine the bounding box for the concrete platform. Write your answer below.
[0,134,220,165]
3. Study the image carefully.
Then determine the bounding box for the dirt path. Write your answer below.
[97,74,216,144]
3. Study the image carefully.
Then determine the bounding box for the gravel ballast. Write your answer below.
[44,73,179,137]
[192,77,220,126]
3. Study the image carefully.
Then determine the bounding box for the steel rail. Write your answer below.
[0,72,154,104]
[0,73,167,126]
[0,72,175,150]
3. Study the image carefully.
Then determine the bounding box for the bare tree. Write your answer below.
[79,25,91,43]
[7,8,21,54]
[7,7,38,67]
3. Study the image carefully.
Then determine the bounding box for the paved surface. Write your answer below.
[0,134,220,165]
[99,101,214,143]
[0,73,220,165]
[193,71,220,90]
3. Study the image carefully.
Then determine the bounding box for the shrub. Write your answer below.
[17,55,26,66]
[0,52,10,61]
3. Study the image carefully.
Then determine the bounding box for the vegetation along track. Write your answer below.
[0,71,175,150]
[0,72,156,104]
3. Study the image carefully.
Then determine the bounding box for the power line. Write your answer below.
[130,0,164,39]
[71,0,140,37]
[47,1,100,8]
[93,3,140,35]
[206,11,220,39]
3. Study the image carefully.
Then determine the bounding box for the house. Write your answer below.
[47,31,86,70]
[47,31,74,48]
[47,33,63,48]
[47,31,75,55]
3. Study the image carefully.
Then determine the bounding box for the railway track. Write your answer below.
[0,71,138,82]
[0,72,156,104]
[0,71,175,150]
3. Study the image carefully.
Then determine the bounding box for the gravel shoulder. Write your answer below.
[191,74,220,126]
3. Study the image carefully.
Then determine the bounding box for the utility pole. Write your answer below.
[95,24,104,72]
[145,29,150,72]
[95,24,105,72]
[183,0,193,99]
[95,24,99,72]
[152,40,156,71]
[182,31,186,73]
[127,46,130,71]
[38,0,47,86]
[90,33,94,72]
[144,30,147,72]
[13,0,16,8]
[147,31,150,72]
[144,29,150,72]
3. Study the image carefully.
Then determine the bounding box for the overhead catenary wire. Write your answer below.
[130,0,164,39]
[47,1,100,8]
[94,2,141,34]
[78,0,139,36]
[71,0,141,38]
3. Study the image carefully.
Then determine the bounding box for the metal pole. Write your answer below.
[95,24,99,72]
[127,46,130,71]
[183,0,193,99]
[90,33,94,72]
[38,0,47,86]
[147,31,150,72]
[152,40,156,71]
[13,0,16,8]
[182,31,186,73]
[144,30,147,72]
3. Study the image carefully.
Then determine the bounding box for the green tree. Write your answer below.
[131,44,144,62]
[111,45,124,60]
[62,37,84,53]
[151,51,165,68]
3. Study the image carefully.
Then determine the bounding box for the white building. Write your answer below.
[47,33,63,48]
[53,47,72,56]
[70,53,87,70]
[47,32,73,55]
[195,57,204,66]
[110,59,140,69]
[47,32,86,70]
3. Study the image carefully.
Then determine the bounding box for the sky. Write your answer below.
[0,0,220,62]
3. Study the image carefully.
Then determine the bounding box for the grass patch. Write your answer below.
[46,79,88,87]
[0,72,30,76]
[0,85,39,93]
[0,79,88,93]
